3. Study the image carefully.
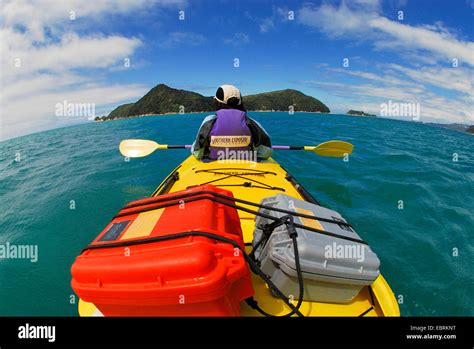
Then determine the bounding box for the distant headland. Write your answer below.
[96,84,331,121]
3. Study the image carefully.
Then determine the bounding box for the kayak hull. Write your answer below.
[78,156,400,316]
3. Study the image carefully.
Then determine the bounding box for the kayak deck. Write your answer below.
[79,156,399,316]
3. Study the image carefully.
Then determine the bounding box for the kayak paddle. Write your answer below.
[273,141,353,157]
[119,139,353,158]
[119,139,191,158]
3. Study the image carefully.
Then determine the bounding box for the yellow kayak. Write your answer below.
[78,155,400,317]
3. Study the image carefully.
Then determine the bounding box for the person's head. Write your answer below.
[214,84,245,111]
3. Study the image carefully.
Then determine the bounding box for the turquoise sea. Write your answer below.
[0,112,473,316]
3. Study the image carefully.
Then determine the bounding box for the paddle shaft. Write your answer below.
[167,145,192,149]
[165,145,308,150]
[272,145,306,150]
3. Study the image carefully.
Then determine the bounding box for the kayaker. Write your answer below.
[191,84,272,161]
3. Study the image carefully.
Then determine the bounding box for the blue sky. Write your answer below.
[1,0,473,140]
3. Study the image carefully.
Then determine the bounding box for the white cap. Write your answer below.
[214,84,242,106]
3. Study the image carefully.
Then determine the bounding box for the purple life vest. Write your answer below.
[209,109,253,160]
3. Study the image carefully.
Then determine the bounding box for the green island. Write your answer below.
[346,110,377,117]
[96,84,330,121]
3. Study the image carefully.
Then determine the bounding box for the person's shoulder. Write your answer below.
[246,115,259,124]
[199,114,216,126]
[203,114,217,122]
[244,112,254,120]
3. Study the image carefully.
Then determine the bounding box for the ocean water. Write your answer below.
[0,112,472,316]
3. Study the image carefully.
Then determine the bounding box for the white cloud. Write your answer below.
[369,18,474,66]
[2,73,88,102]
[301,64,474,124]
[158,32,206,49]
[386,64,474,98]
[327,67,416,88]
[0,0,157,42]
[0,0,184,141]
[224,32,250,46]
[259,17,275,33]
[297,2,473,124]
[352,0,381,9]
[3,83,149,140]
[298,3,376,38]
[258,6,291,33]
[298,3,474,67]
[2,32,142,80]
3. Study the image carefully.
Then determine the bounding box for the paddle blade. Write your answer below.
[312,141,353,157]
[119,139,160,158]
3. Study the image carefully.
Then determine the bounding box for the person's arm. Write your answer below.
[191,114,217,159]
[246,117,273,159]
